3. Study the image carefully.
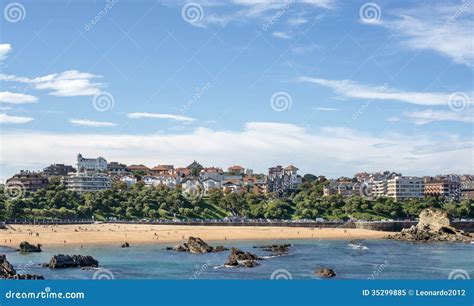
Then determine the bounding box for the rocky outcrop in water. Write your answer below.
[0,255,16,278]
[316,268,336,278]
[44,254,99,269]
[254,244,291,255]
[0,254,44,279]
[224,248,261,268]
[388,208,472,243]
[167,237,227,254]
[17,241,42,253]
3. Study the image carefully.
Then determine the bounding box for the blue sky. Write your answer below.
[0,0,473,180]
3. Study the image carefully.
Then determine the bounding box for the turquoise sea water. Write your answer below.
[1,240,472,280]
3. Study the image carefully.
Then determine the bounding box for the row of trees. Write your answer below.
[0,178,472,221]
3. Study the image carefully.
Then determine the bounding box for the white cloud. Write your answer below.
[387,116,400,123]
[298,76,473,107]
[0,113,33,124]
[291,44,319,54]
[126,112,195,122]
[162,0,333,28]
[405,109,473,125]
[70,119,117,127]
[0,44,12,62]
[272,31,292,39]
[369,3,474,67]
[0,122,471,179]
[0,70,104,96]
[313,107,339,111]
[287,17,308,26]
[0,91,38,104]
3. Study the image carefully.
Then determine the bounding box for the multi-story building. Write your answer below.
[175,167,191,178]
[199,167,224,181]
[222,179,242,193]
[323,181,362,197]
[253,178,268,195]
[107,162,128,175]
[424,178,461,200]
[43,164,76,177]
[201,178,221,195]
[227,165,245,175]
[143,175,177,189]
[461,177,474,200]
[76,154,107,172]
[66,172,111,193]
[386,176,424,201]
[267,165,302,195]
[150,165,174,176]
[120,175,137,188]
[6,171,49,192]
[367,172,401,198]
[372,180,388,198]
[126,164,150,173]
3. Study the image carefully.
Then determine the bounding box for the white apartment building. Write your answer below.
[120,175,137,188]
[143,176,177,188]
[77,154,107,172]
[386,176,424,201]
[67,172,111,193]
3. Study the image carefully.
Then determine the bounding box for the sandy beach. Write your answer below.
[0,223,392,247]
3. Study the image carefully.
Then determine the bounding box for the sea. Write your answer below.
[1,240,472,280]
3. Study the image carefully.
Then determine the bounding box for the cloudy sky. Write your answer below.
[0,0,472,180]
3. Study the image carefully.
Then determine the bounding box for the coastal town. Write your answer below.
[3,153,473,202]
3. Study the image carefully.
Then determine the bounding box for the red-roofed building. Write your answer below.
[150,165,174,176]
[127,164,150,173]
[228,165,245,175]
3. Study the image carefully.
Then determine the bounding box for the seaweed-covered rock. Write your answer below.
[224,248,261,268]
[0,255,16,278]
[45,254,99,269]
[169,237,227,254]
[316,268,336,278]
[18,241,42,253]
[254,244,291,255]
[0,254,44,279]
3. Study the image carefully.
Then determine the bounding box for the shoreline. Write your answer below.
[0,224,393,248]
